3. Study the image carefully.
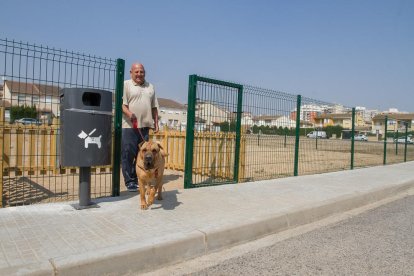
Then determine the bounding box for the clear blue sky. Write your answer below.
[1,0,413,112]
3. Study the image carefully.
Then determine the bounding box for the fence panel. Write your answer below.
[0,38,117,207]
[183,75,413,187]
[384,119,414,164]
[184,75,243,188]
[239,86,298,181]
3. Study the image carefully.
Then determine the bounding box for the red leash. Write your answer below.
[132,118,147,142]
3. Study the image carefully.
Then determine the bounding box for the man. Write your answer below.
[121,63,159,192]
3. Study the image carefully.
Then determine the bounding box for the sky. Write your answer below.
[1,0,413,112]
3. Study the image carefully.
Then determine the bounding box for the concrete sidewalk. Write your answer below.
[1,162,414,276]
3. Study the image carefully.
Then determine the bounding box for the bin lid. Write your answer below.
[60,88,112,112]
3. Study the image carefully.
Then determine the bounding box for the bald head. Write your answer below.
[130,63,146,85]
[131,63,144,71]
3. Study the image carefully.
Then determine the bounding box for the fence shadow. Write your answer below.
[2,177,68,206]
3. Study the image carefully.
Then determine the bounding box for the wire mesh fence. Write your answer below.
[241,85,298,181]
[184,76,243,187]
[1,38,413,205]
[184,75,414,188]
[0,38,117,206]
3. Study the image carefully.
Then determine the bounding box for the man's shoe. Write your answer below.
[127,183,138,192]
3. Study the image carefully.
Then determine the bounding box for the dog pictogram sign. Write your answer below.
[78,128,102,149]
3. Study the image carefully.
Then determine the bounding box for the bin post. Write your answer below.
[73,167,98,209]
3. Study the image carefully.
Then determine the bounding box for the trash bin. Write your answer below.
[60,88,112,166]
[60,88,112,209]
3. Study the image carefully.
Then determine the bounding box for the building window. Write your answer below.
[18,94,26,102]
[32,96,40,104]
[45,96,52,103]
[5,110,10,122]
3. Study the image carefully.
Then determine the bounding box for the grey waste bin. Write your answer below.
[60,88,112,209]
[60,88,112,167]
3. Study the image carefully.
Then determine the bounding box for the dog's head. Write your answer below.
[138,141,164,170]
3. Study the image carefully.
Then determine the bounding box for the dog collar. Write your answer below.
[137,164,159,178]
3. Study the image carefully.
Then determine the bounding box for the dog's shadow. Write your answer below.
[162,173,181,182]
[151,189,182,210]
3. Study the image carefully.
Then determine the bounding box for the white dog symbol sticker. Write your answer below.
[78,129,102,149]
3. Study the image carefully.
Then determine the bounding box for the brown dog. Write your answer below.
[136,140,167,210]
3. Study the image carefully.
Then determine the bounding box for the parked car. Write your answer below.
[15,118,42,125]
[354,134,368,141]
[394,136,413,144]
[307,131,327,139]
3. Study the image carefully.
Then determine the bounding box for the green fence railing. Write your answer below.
[184,75,414,187]
[0,38,123,207]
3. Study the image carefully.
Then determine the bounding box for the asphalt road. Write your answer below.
[185,194,414,275]
[140,194,414,276]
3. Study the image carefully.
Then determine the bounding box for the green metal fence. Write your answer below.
[184,75,413,188]
[1,38,412,204]
[184,75,243,188]
[0,38,123,206]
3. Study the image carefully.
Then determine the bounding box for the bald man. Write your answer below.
[121,63,159,192]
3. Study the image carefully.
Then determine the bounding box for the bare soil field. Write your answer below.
[2,132,413,207]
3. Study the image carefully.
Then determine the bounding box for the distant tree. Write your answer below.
[219,120,236,132]
[323,125,343,138]
[10,105,37,122]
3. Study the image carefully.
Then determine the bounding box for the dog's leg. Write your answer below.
[156,177,163,200]
[139,181,148,210]
[147,186,157,206]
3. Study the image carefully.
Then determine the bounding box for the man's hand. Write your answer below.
[130,113,137,122]
[153,124,159,133]
[130,113,137,128]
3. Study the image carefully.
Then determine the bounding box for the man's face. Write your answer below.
[130,64,145,85]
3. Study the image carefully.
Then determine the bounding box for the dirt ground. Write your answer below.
[120,169,184,192]
[2,134,413,207]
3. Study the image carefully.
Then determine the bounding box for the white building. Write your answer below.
[158,98,187,131]
[1,80,60,123]
[253,115,296,129]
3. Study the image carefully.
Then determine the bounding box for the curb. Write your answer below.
[13,179,413,276]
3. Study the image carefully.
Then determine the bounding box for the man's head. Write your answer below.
[130,63,145,85]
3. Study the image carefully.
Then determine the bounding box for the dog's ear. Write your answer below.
[138,141,146,150]
[156,141,164,150]
[156,141,169,157]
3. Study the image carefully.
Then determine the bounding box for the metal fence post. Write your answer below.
[350,107,355,169]
[112,58,125,197]
[395,130,399,155]
[184,75,197,189]
[233,85,243,183]
[294,95,301,176]
[0,107,3,207]
[404,122,408,162]
[383,116,388,165]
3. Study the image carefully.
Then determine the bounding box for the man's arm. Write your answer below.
[152,107,159,133]
[122,104,136,122]
[122,104,133,118]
